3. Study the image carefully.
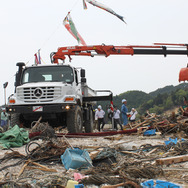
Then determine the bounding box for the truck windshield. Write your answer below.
[22,66,74,84]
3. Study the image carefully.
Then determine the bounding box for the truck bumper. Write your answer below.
[7,104,75,114]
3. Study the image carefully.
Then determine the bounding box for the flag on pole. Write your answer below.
[34,53,39,65]
[86,0,126,23]
[34,50,42,65]
[38,50,41,64]
[63,12,87,46]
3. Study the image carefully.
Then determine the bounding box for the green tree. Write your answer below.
[164,96,174,109]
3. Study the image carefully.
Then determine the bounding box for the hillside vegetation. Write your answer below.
[99,83,188,115]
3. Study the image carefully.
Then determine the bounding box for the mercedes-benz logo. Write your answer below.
[34,88,43,98]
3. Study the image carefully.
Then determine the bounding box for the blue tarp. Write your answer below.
[143,129,156,136]
[164,137,185,146]
[141,179,181,188]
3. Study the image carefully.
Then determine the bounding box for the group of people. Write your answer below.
[94,99,137,131]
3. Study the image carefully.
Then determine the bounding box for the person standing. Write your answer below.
[1,108,8,130]
[113,106,123,130]
[129,108,138,125]
[121,99,128,129]
[95,105,105,131]
[107,105,113,124]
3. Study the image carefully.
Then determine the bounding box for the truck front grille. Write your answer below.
[17,86,62,103]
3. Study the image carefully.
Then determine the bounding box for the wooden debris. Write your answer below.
[101,181,140,188]
[145,148,158,156]
[17,160,57,177]
[26,166,57,172]
[18,160,30,177]
[120,151,140,156]
[156,154,188,165]
[89,150,102,160]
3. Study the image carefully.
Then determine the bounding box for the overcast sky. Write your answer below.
[0,0,188,105]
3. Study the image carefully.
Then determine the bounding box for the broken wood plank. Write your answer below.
[18,160,30,177]
[31,116,42,129]
[89,150,101,160]
[30,161,52,169]
[145,147,158,156]
[156,154,188,165]
[163,167,188,171]
[120,151,140,156]
[101,181,140,188]
[26,166,57,172]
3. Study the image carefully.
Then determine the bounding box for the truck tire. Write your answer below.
[10,113,21,127]
[67,105,83,133]
[84,108,94,133]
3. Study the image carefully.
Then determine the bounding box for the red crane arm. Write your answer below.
[52,44,188,64]
[53,43,188,63]
[52,45,133,63]
[51,43,188,82]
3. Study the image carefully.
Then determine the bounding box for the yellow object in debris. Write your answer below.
[66,180,78,188]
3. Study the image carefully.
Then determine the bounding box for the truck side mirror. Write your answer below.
[81,69,85,78]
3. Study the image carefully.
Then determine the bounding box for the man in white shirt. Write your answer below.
[113,106,123,130]
[95,105,105,131]
[129,108,138,125]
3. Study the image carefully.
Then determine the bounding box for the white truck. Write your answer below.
[6,62,112,133]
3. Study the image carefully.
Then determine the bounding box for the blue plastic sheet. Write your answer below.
[61,148,92,170]
[143,129,156,136]
[141,179,181,188]
[164,137,185,146]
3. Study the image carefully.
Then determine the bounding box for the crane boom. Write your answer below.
[51,44,188,63]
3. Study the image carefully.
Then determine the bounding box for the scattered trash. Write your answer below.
[0,111,188,187]
[66,180,79,188]
[61,148,92,170]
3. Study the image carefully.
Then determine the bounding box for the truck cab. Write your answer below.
[7,62,97,133]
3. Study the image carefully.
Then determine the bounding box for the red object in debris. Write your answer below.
[179,67,188,82]
[29,132,42,139]
[57,129,137,137]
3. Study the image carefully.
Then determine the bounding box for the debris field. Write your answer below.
[0,112,188,188]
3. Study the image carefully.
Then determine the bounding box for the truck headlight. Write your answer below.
[65,105,70,110]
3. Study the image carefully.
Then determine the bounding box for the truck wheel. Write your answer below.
[85,108,94,133]
[10,113,21,127]
[67,105,83,133]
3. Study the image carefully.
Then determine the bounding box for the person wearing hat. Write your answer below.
[121,99,128,128]
[95,105,105,131]
[129,108,138,125]
[1,108,8,129]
